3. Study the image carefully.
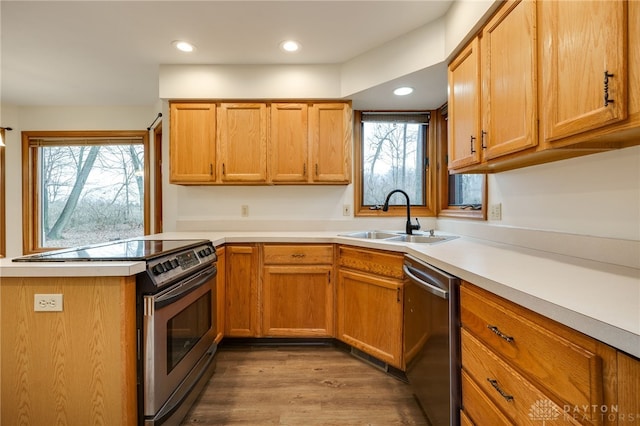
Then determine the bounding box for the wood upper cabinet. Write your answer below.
[481,0,538,160]
[448,37,482,170]
[225,244,260,337]
[270,103,309,183]
[169,102,216,183]
[218,103,268,183]
[309,103,352,183]
[262,244,334,337]
[337,246,404,368]
[540,0,627,143]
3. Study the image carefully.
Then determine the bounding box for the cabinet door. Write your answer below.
[270,103,308,183]
[337,269,403,368]
[225,245,259,337]
[541,0,627,142]
[309,103,352,183]
[448,38,482,170]
[481,0,537,160]
[218,103,268,182]
[169,102,216,183]
[262,265,333,337]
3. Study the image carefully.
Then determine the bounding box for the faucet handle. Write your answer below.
[412,217,421,231]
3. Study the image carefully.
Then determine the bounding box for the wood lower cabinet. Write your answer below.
[459,282,621,426]
[1,276,138,426]
[262,244,334,337]
[336,246,404,368]
[225,244,260,337]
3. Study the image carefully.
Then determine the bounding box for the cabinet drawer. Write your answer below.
[338,246,404,279]
[460,283,603,422]
[263,244,333,265]
[462,329,581,426]
[461,369,513,426]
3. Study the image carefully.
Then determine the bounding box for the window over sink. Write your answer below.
[22,131,150,253]
[354,111,437,217]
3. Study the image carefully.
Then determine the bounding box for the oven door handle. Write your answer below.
[155,265,217,308]
[403,264,449,300]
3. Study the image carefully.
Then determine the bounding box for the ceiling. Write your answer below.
[1,1,454,109]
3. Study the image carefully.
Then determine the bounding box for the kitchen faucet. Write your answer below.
[382,189,421,235]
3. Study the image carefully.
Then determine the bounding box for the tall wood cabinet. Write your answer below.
[336,246,405,368]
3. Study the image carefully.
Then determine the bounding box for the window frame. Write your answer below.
[354,110,437,218]
[433,106,487,220]
[21,130,150,254]
[0,129,5,257]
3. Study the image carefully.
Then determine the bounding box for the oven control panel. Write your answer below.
[145,243,217,288]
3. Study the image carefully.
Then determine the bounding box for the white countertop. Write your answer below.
[2,231,639,357]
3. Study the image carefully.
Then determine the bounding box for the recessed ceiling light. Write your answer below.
[280,40,301,53]
[172,40,195,53]
[393,87,414,96]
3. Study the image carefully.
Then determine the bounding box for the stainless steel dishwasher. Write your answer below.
[403,254,460,426]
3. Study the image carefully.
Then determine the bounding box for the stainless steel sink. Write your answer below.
[339,230,457,244]
[387,234,458,244]
[338,230,401,239]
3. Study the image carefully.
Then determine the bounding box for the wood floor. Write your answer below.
[181,345,429,425]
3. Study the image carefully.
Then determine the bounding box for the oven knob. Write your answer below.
[171,259,179,268]
[163,260,173,271]
[152,264,165,275]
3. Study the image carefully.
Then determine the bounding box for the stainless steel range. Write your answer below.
[13,239,219,426]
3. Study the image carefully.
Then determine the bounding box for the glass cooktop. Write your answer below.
[12,239,209,262]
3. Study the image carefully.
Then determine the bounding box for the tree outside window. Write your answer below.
[23,131,149,253]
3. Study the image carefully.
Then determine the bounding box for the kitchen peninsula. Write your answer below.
[1,231,639,425]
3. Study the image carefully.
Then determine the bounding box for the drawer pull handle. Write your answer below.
[487,325,514,343]
[291,253,306,258]
[487,378,514,402]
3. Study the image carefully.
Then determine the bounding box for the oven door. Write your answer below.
[142,265,217,422]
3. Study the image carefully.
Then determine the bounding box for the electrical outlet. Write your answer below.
[489,203,502,220]
[342,204,352,216]
[241,205,249,217]
[34,294,63,312]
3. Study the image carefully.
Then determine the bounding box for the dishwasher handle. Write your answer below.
[403,264,449,300]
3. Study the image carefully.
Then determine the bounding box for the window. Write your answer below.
[434,106,486,219]
[22,131,150,254]
[354,111,436,217]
